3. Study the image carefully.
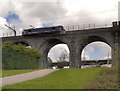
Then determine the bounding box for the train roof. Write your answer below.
[23,25,64,31]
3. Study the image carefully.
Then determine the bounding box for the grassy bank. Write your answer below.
[3,68,104,89]
[2,69,40,77]
[83,65,119,89]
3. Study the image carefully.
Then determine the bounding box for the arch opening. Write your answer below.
[81,41,112,68]
[47,44,70,69]
[40,39,70,69]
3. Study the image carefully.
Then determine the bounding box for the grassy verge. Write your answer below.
[0,70,2,77]
[3,67,104,89]
[83,65,119,89]
[2,69,40,77]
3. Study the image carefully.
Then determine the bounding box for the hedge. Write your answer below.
[2,41,52,70]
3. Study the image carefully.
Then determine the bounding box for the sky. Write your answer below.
[48,44,69,62]
[81,42,111,61]
[118,1,120,21]
[0,0,119,62]
[48,42,111,62]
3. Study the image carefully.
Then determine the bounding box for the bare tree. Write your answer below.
[59,49,69,62]
[57,49,69,68]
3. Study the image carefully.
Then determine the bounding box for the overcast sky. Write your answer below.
[0,0,118,33]
[0,0,119,62]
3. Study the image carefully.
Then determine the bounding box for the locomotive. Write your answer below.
[22,25,65,35]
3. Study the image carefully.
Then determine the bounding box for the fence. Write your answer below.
[39,59,52,69]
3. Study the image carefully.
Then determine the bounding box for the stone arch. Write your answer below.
[80,36,111,52]
[78,36,112,67]
[69,35,112,68]
[39,38,70,62]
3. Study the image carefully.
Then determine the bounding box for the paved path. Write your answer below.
[0,69,58,87]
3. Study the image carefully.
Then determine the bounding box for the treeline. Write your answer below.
[2,41,51,70]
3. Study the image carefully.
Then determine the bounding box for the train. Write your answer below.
[22,25,66,35]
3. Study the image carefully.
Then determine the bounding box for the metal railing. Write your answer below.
[0,23,112,38]
[64,23,112,31]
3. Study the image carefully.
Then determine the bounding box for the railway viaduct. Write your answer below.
[1,22,120,68]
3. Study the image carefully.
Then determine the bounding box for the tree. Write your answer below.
[59,49,69,62]
[57,49,69,68]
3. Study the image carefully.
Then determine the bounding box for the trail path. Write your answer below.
[0,69,58,87]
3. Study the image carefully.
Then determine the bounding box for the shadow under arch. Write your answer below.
[12,41,30,46]
[80,36,111,52]
[39,38,70,62]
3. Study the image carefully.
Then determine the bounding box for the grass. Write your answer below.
[83,64,119,89]
[1,69,40,77]
[0,70,2,77]
[2,67,104,89]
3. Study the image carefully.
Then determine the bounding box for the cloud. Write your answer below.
[0,17,14,37]
[48,44,69,62]
[11,1,67,29]
[119,1,120,21]
[5,12,20,23]
[82,42,111,60]
[0,17,7,27]
[81,49,90,60]
[1,0,118,34]
[58,0,118,29]
[0,0,13,17]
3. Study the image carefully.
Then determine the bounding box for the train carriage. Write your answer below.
[22,25,65,35]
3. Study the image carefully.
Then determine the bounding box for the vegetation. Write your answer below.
[2,49,40,70]
[2,41,46,70]
[3,68,103,89]
[83,60,119,89]
[2,69,40,77]
[83,44,119,89]
[2,41,42,58]
[83,67,119,89]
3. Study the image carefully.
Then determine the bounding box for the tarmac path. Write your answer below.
[0,69,58,87]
